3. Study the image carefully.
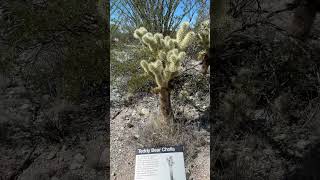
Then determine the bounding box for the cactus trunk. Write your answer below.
[201,53,209,75]
[159,88,173,124]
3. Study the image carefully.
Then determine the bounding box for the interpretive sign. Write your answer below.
[134,145,186,180]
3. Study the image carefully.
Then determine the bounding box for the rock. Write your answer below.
[8,86,26,94]
[296,140,310,150]
[42,94,50,102]
[61,173,83,180]
[70,162,82,170]
[74,153,85,163]
[59,156,64,162]
[133,135,139,140]
[33,173,51,180]
[195,92,201,98]
[254,109,268,119]
[294,151,303,158]
[140,108,149,116]
[61,145,67,151]
[86,145,103,169]
[263,148,273,155]
[99,147,109,167]
[274,134,287,141]
[20,104,31,110]
[47,151,56,160]
[126,123,134,128]
[95,175,106,180]
[0,75,9,89]
[51,177,60,180]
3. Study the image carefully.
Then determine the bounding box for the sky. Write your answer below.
[175,0,208,26]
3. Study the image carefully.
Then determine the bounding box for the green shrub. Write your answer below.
[111,44,154,94]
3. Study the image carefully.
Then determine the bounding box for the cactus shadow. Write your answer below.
[196,108,210,131]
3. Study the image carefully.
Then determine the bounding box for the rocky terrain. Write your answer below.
[110,45,210,180]
[210,0,320,179]
[0,74,108,180]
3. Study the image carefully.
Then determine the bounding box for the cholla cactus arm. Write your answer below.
[164,50,186,80]
[154,33,164,44]
[166,49,186,69]
[142,33,158,52]
[197,50,207,61]
[176,22,190,42]
[199,20,210,45]
[148,60,166,88]
[196,20,210,61]
[178,31,195,50]
[133,27,148,39]
[162,36,175,50]
[158,50,167,62]
[140,60,152,75]
[175,22,196,50]
[194,20,210,74]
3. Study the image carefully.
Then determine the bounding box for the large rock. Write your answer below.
[74,153,85,163]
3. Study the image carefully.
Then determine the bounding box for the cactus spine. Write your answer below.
[134,22,195,124]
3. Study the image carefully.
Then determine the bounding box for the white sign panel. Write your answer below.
[134,145,186,180]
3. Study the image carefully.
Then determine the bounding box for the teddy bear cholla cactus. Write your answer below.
[133,22,195,125]
[196,20,210,74]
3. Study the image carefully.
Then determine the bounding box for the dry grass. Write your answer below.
[134,114,208,172]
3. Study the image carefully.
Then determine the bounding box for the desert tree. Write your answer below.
[112,0,204,35]
[193,0,209,29]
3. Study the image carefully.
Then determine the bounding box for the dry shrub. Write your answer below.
[38,99,80,143]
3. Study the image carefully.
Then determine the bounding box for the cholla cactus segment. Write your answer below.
[148,60,164,73]
[162,37,175,50]
[154,33,164,44]
[158,51,167,61]
[179,31,196,50]
[198,20,210,46]
[200,20,210,32]
[148,60,166,87]
[166,49,186,65]
[175,22,196,50]
[177,51,186,62]
[197,50,207,61]
[140,60,150,74]
[176,22,190,42]
[142,33,158,52]
[133,27,148,39]
[196,20,210,61]
[166,50,185,73]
